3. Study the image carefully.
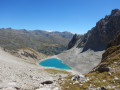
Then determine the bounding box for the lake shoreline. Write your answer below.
[37,55,82,75]
[39,58,71,69]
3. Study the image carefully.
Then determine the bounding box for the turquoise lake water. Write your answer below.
[39,58,71,69]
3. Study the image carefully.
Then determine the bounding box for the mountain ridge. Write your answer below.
[0,28,73,55]
[68,9,120,52]
[58,9,120,73]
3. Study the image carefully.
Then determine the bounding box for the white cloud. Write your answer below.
[45,30,53,32]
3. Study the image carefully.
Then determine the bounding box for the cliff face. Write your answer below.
[61,32,120,90]
[68,34,82,49]
[106,32,120,49]
[102,32,120,62]
[69,9,120,52]
[91,32,120,73]
[58,9,120,73]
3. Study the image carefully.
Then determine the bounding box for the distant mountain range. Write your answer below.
[0,28,73,55]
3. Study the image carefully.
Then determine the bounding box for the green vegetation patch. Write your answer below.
[44,69,71,74]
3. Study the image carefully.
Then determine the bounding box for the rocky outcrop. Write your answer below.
[71,74,86,82]
[58,9,120,73]
[69,9,120,52]
[21,51,37,59]
[91,32,120,73]
[106,32,120,49]
[92,64,110,73]
[7,48,47,65]
[68,34,81,49]
[102,32,120,61]
[41,81,53,85]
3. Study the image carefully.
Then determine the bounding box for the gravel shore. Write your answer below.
[0,47,70,89]
[57,47,104,73]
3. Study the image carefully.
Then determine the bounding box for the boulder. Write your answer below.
[71,74,86,82]
[41,81,53,85]
[71,75,80,81]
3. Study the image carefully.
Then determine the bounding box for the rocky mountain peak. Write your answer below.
[68,9,120,52]
[68,34,81,49]
[111,9,120,16]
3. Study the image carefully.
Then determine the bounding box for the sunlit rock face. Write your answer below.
[68,9,120,52]
[58,9,120,73]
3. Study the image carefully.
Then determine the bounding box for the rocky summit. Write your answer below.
[57,9,120,73]
[68,9,120,52]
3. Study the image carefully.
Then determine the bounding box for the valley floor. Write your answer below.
[57,47,104,73]
[1,46,119,90]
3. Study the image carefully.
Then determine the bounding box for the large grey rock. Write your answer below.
[41,81,53,85]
